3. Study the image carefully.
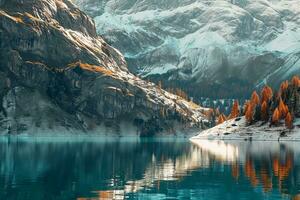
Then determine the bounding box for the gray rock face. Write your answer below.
[0,0,208,135]
[75,0,300,98]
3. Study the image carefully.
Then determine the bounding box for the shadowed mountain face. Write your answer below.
[0,0,208,135]
[75,0,300,98]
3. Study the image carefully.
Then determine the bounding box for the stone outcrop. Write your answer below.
[0,0,208,135]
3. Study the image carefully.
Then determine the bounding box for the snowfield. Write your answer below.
[191,117,300,141]
[75,0,300,97]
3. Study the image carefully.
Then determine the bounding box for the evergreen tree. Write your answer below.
[253,104,261,121]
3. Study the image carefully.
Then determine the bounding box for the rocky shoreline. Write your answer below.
[191,117,300,141]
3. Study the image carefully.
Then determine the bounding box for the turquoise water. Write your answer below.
[0,136,299,200]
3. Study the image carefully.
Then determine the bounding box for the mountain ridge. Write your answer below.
[75,0,300,98]
[0,0,208,135]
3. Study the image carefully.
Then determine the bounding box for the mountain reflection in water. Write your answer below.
[0,137,300,200]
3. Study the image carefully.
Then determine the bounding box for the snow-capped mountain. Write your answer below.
[75,0,300,98]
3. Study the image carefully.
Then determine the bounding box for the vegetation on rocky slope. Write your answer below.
[218,76,300,130]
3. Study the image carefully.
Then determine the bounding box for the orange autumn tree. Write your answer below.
[280,80,289,92]
[229,100,240,119]
[261,101,268,121]
[244,90,261,123]
[243,79,297,129]
[278,98,289,119]
[245,102,254,123]
[261,86,273,103]
[244,101,250,115]
[251,91,260,105]
[285,112,293,129]
[217,114,227,125]
[272,108,280,125]
[292,75,300,87]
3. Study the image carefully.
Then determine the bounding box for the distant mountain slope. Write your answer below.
[75,0,300,98]
[0,0,208,135]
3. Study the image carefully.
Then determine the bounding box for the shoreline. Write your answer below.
[191,117,300,142]
[0,134,194,143]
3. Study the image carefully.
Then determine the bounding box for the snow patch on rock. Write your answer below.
[191,117,300,141]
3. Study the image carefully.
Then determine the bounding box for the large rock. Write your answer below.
[0,0,208,135]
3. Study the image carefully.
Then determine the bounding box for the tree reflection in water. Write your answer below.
[191,140,299,199]
[0,137,299,200]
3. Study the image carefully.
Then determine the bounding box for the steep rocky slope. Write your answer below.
[75,0,300,98]
[0,0,208,135]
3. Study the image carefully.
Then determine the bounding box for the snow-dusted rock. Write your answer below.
[191,117,300,141]
[75,0,300,98]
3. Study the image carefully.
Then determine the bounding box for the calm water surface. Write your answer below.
[0,136,300,200]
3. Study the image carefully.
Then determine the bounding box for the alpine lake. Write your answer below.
[0,136,299,200]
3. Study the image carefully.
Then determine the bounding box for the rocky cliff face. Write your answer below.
[0,0,208,135]
[75,0,300,98]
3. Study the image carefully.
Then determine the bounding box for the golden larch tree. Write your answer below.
[292,76,300,87]
[229,100,240,119]
[261,101,268,121]
[244,101,250,115]
[251,91,260,105]
[278,98,288,119]
[261,86,273,103]
[272,108,280,125]
[285,112,293,129]
[280,80,289,92]
[245,103,254,123]
[217,114,227,125]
